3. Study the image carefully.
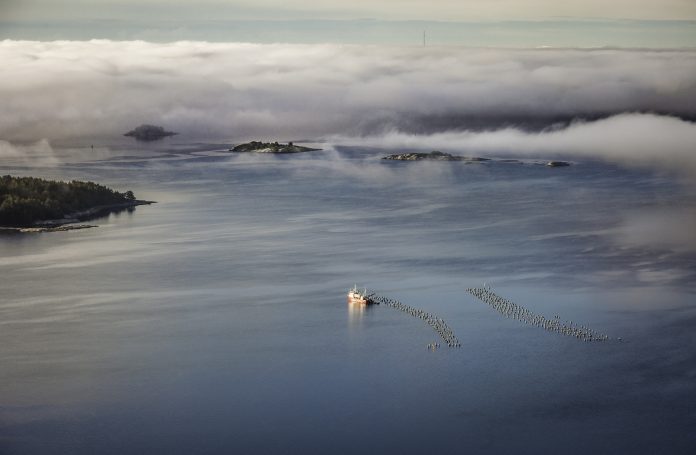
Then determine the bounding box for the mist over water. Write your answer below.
[3,40,696,183]
[2,41,696,140]
[1,146,695,454]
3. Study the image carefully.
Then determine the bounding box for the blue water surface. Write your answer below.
[1,145,695,454]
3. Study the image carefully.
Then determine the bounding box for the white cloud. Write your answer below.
[333,113,696,176]
[1,40,696,175]
[1,40,695,141]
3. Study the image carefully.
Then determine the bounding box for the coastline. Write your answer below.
[0,200,155,233]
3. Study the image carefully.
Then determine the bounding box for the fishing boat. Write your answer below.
[347,285,373,305]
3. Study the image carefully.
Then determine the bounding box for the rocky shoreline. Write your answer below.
[0,224,98,233]
[0,200,155,233]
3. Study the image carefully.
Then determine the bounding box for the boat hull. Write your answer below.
[347,291,372,305]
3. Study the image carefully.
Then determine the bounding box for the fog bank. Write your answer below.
[334,113,696,175]
[1,40,695,143]
[2,40,696,174]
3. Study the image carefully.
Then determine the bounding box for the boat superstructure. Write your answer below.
[347,285,373,305]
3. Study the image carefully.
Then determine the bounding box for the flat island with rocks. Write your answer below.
[230,141,321,153]
[382,151,490,162]
[383,151,572,167]
[0,175,154,233]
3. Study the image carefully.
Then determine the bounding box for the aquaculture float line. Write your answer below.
[368,292,461,348]
[466,285,613,342]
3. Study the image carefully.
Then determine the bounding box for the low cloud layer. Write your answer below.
[333,113,696,175]
[1,40,696,141]
[1,40,696,173]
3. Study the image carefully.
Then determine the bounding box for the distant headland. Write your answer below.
[124,124,177,141]
[230,141,321,153]
[0,175,154,232]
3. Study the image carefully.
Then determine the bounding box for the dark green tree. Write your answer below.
[0,175,136,227]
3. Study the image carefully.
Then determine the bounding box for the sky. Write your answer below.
[2,0,695,21]
[0,0,695,46]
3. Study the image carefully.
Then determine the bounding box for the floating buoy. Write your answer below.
[367,291,461,348]
[466,286,614,342]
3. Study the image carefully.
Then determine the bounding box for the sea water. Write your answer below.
[1,144,695,454]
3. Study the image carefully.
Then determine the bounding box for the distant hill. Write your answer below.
[230,141,321,153]
[124,124,177,141]
[0,175,139,227]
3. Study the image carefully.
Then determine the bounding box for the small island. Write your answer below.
[0,175,153,232]
[230,141,321,153]
[546,161,571,167]
[124,124,177,141]
[382,151,490,162]
[382,152,572,167]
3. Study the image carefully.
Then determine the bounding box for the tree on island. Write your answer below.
[124,124,177,141]
[0,175,137,227]
[230,140,321,153]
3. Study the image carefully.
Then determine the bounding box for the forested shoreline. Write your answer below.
[0,175,137,227]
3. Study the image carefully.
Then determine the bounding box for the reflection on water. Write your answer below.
[347,299,372,329]
[1,147,695,454]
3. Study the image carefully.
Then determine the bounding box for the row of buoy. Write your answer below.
[466,285,612,342]
[368,293,461,348]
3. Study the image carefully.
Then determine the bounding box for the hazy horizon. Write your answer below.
[1,0,695,46]
[1,19,694,47]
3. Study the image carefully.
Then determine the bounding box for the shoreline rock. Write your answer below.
[0,200,155,233]
[0,224,98,234]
